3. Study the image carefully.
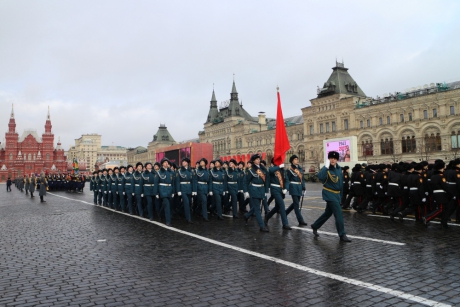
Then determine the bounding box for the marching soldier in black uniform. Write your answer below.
[343,164,365,210]
[398,163,425,222]
[358,165,376,213]
[423,160,455,228]
[383,164,404,215]
[341,166,350,208]
[372,164,389,214]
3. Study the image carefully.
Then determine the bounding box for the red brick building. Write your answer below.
[0,105,66,181]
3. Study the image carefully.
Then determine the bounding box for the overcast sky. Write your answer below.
[1,0,460,150]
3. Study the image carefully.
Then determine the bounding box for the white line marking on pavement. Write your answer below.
[368,214,460,227]
[97,239,106,242]
[48,192,450,307]
[291,226,406,246]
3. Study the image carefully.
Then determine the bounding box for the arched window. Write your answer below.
[46,153,50,160]
[362,140,374,156]
[402,134,416,153]
[380,138,394,155]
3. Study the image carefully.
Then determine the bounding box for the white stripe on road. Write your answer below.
[368,214,460,227]
[291,226,406,246]
[48,192,450,307]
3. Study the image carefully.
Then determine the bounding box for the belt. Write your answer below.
[198,182,207,184]
[270,184,281,187]
[353,182,361,184]
[447,182,456,185]
[228,182,237,184]
[180,182,190,184]
[323,187,340,194]
[366,185,372,188]
[112,183,116,185]
[118,184,122,186]
[290,182,301,185]
[433,190,446,193]
[409,187,418,190]
[251,183,263,187]
[144,184,153,186]
[427,179,431,181]
[388,183,399,186]
[135,184,140,186]
[213,182,223,185]
[125,183,131,185]
[404,187,408,189]
[160,183,171,186]
[376,182,381,184]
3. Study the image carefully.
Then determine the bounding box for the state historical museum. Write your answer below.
[0,105,66,181]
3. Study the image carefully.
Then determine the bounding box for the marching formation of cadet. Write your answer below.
[87,154,311,232]
[12,172,48,202]
[341,158,460,228]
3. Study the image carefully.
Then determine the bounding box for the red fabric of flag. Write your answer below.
[273,89,290,166]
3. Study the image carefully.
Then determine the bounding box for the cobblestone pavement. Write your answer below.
[1,183,460,307]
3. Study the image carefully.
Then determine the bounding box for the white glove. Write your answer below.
[109,191,111,193]
[172,194,175,197]
[156,195,159,198]
[116,192,118,194]
[379,185,383,189]
[374,192,378,195]
[453,196,456,200]
[279,164,285,168]
[422,198,426,202]
[99,189,101,192]
[178,192,182,196]
[265,193,268,197]
[325,159,331,168]
[209,192,213,196]
[132,193,134,196]
[123,192,125,195]
[104,191,107,194]
[385,192,387,195]
[141,194,144,197]
[244,192,249,199]
[425,192,429,196]
[282,189,287,194]
[192,192,197,196]
[238,190,243,193]
[223,192,226,196]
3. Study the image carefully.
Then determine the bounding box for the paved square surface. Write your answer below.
[1,183,460,306]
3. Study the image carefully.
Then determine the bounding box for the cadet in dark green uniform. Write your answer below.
[285,155,308,226]
[90,171,98,205]
[133,162,144,217]
[210,159,227,220]
[195,158,211,221]
[175,157,195,224]
[142,162,157,221]
[117,166,126,212]
[224,159,241,219]
[244,154,269,232]
[124,165,135,214]
[155,158,174,226]
[265,158,291,229]
[311,151,351,242]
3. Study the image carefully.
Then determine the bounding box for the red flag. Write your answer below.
[273,88,290,165]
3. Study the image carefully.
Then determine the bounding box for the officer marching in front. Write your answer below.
[285,155,308,226]
[311,151,351,242]
[176,157,196,224]
[244,154,269,232]
[155,158,175,226]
